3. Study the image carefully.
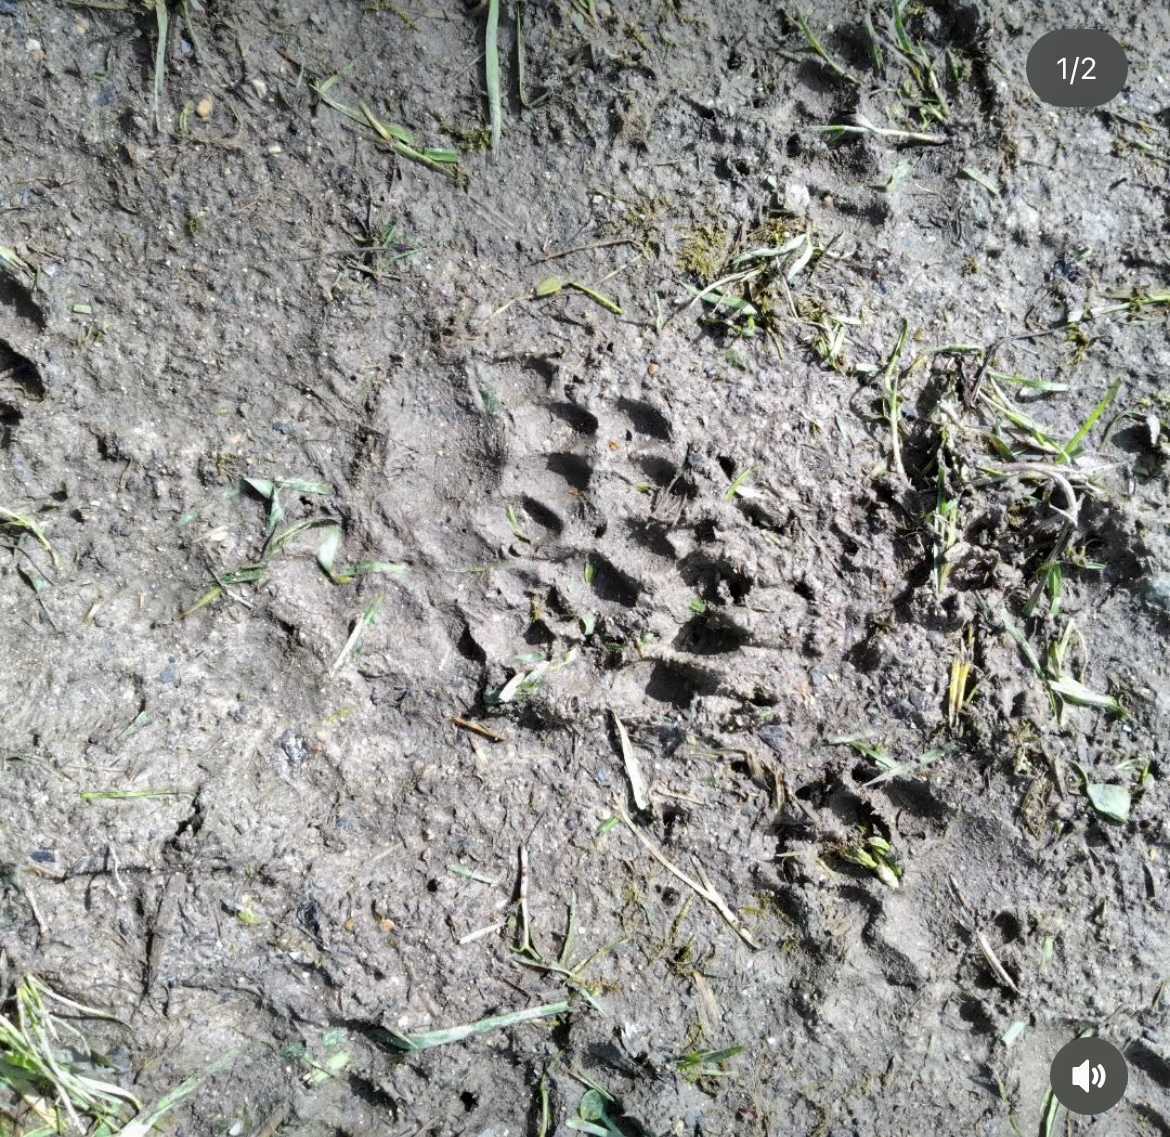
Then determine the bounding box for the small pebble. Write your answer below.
[251,78,268,97]
[783,182,810,215]
[195,96,214,119]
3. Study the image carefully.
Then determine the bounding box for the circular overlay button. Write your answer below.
[1049,1036,1128,1115]
[1026,29,1128,108]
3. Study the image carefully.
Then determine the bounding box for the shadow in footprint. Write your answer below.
[547,452,592,491]
[618,396,672,441]
[589,553,641,607]
[548,401,599,435]
[673,614,750,655]
[521,495,565,535]
[0,276,46,329]
[645,659,720,707]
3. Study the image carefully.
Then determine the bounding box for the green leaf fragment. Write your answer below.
[1086,783,1130,823]
[383,999,571,1052]
[316,524,407,582]
[960,167,1000,195]
[302,1050,351,1087]
[328,598,383,679]
[1047,675,1122,713]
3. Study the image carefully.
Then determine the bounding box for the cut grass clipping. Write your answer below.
[0,508,60,571]
[611,710,650,812]
[329,597,382,679]
[0,973,226,1137]
[312,74,462,181]
[616,807,759,949]
[383,999,571,1052]
[484,0,501,150]
[180,476,406,619]
[534,276,623,316]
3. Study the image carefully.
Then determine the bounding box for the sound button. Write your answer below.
[1050,1036,1128,1115]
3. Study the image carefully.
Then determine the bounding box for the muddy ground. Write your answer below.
[2,0,1169,1134]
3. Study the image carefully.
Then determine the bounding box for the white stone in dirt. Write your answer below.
[1148,574,1170,611]
[783,182,810,215]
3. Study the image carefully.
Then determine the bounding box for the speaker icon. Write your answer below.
[1071,1059,1107,1093]
[1052,1037,1126,1114]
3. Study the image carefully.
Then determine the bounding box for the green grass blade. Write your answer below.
[328,597,383,678]
[152,0,168,132]
[1047,675,1122,714]
[385,999,571,1052]
[1059,380,1120,463]
[80,789,182,802]
[117,1052,239,1137]
[795,11,858,86]
[316,524,343,577]
[485,0,501,150]
[723,466,756,501]
[0,507,59,569]
[566,281,623,315]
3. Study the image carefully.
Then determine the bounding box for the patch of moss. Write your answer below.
[441,123,491,152]
[679,226,729,284]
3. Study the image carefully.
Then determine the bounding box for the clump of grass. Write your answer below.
[804,304,859,373]
[888,0,949,125]
[839,833,901,889]
[0,973,222,1136]
[674,224,832,347]
[1001,611,1124,725]
[509,847,623,1011]
[179,477,405,618]
[926,462,961,597]
[977,377,1118,613]
[675,1044,744,1082]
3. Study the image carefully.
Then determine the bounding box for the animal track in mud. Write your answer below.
[587,552,641,607]
[623,518,677,560]
[673,612,752,655]
[545,451,593,491]
[645,658,722,707]
[546,400,600,435]
[617,396,673,441]
[0,339,43,443]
